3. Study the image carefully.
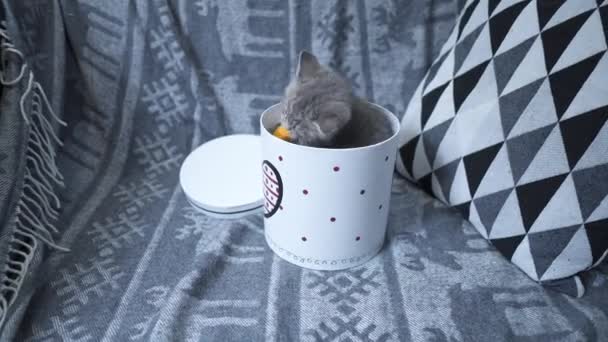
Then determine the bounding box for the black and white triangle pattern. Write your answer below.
[397,0,608,297]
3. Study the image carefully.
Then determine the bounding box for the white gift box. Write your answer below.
[260,102,400,270]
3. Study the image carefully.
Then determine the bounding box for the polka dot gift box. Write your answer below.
[260,102,400,270]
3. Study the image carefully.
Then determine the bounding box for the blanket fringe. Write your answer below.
[0,21,68,328]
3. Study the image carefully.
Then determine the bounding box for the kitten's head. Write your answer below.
[280,51,352,147]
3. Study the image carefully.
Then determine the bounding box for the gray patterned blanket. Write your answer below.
[1,0,607,341]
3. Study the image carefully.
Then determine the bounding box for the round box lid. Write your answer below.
[180,134,263,218]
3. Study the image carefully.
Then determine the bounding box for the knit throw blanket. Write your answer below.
[0,17,67,329]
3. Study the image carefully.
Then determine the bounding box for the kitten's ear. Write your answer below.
[296,50,321,80]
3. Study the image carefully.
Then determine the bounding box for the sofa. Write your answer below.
[0,0,606,341]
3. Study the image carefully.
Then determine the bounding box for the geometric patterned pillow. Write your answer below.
[396,0,608,297]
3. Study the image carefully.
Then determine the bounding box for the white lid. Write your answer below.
[180,134,263,218]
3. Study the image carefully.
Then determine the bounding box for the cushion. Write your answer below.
[396,0,608,297]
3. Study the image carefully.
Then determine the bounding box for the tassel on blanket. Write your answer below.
[0,21,69,327]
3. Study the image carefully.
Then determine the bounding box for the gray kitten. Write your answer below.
[280,51,353,147]
[280,51,395,148]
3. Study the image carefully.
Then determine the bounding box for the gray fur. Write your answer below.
[333,97,396,148]
[280,51,353,147]
[280,51,395,148]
